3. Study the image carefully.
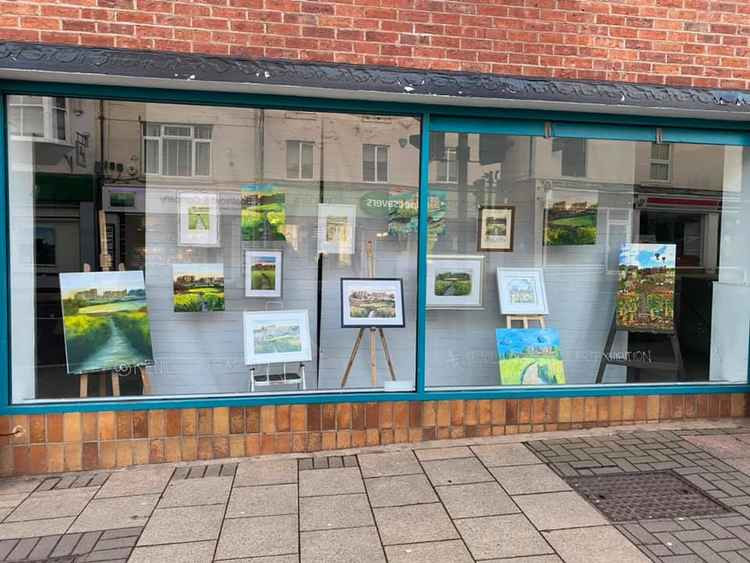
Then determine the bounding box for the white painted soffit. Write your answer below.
[1,67,750,122]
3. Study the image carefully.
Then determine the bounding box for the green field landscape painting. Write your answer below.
[617,243,676,332]
[59,271,154,375]
[544,190,598,245]
[250,256,277,291]
[253,323,302,354]
[434,271,472,296]
[241,185,286,241]
[188,205,210,231]
[348,290,397,318]
[496,328,565,385]
[173,263,225,312]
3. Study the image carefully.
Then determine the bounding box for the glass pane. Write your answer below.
[650,163,669,181]
[163,125,191,137]
[7,107,20,135]
[53,97,66,109]
[286,140,300,178]
[145,123,160,137]
[194,125,212,139]
[363,144,375,181]
[377,146,388,182]
[21,107,44,137]
[7,96,419,403]
[426,131,750,388]
[53,109,66,141]
[651,143,670,161]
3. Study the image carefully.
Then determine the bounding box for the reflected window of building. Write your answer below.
[363,144,389,183]
[8,95,68,142]
[436,147,458,183]
[286,140,314,179]
[143,123,212,177]
[650,142,672,182]
[553,137,587,178]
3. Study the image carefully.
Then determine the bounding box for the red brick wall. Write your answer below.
[1,1,749,90]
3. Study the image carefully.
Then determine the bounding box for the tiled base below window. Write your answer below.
[1,393,746,477]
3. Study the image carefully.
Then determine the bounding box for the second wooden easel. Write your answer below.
[340,241,397,387]
[505,315,546,329]
[79,210,152,398]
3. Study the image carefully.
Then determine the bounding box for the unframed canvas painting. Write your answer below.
[173,263,225,312]
[59,270,154,375]
[544,190,598,246]
[616,243,676,332]
[241,184,286,242]
[496,328,565,385]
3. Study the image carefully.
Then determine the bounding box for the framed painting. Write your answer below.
[173,263,224,312]
[245,250,283,298]
[496,328,566,385]
[243,309,312,365]
[241,183,286,242]
[497,267,549,315]
[426,255,485,309]
[478,206,514,252]
[341,278,405,328]
[544,189,598,246]
[178,192,220,247]
[59,270,154,375]
[318,203,356,255]
[616,243,676,332]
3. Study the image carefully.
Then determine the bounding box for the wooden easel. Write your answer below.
[340,241,397,387]
[79,211,152,398]
[506,315,546,329]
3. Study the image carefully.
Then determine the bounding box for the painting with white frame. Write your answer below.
[427,255,485,309]
[341,278,405,328]
[318,203,356,255]
[245,250,282,298]
[497,267,549,315]
[178,192,220,247]
[243,310,312,365]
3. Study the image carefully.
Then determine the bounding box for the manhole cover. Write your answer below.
[567,470,731,522]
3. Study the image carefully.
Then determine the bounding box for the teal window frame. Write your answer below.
[1,79,749,414]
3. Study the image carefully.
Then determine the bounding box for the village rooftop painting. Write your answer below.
[59,271,154,375]
[496,328,566,385]
[617,243,677,332]
[173,263,225,312]
[341,278,405,327]
[544,190,598,246]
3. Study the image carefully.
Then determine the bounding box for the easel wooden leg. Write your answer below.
[79,374,88,398]
[595,316,618,384]
[378,328,397,381]
[671,333,685,381]
[341,328,365,388]
[140,367,152,395]
[111,372,120,397]
[369,328,377,387]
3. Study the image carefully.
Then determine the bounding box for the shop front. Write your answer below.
[0,42,749,475]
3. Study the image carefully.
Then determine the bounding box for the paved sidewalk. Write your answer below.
[0,419,748,562]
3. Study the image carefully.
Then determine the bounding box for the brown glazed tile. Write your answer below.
[671,395,685,419]
[11,415,28,444]
[707,394,720,417]
[351,430,366,448]
[63,413,82,443]
[148,410,165,438]
[379,402,393,428]
[518,399,532,424]
[351,404,365,430]
[0,417,9,447]
[421,401,436,427]
[393,402,409,428]
[13,446,29,475]
[0,446,12,476]
[557,398,571,424]
[47,413,63,443]
[684,395,697,418]
[64,443,82,472]
[275,433,291,454]
[100,441,116,468]
[291,405,307,432]
[246,407,260,433]
[165,437,182,462]
[322,404,336,431]
[98,412,115,441]
[47,444,64,473]
[450,426,465,439]
[409,402,421,427]
[132,440,149,465]
[465,425,478,438]
[422,426,436,441]
[213,407,230,435]
[260,406,275,434]
[531,398,545,424]
[181,409,197,435]
[82,413,98,442]
[478,400,491,425]
[244,435,260,457]
[292,433,307,453]
[365,403,379,428]
[29,445,47,474]
[306,405,321,431]
[491,400,506,425]
[308,432,322,451]
[381,429,394,445]
[720,394,732,417]
[116,411,132,440]
[597,397,609,422]
[213,436,230,458]
[197,436,213,460]
[583,398,597,422]
[464,400,478,426]
[149,439,165,464]
[450,400,464,426]
[492,425,506,436]
[197,408,213,435]
[261,434,275,454]
[393,428,408,443]
[622,396,635,421]
[365,428,379,446]
[731,393,746,417]
[336,430,351,449]
[276,405,291,433]
[229,407,245,434]
[437,427,450,440]
[335,403,351,430]
[82,442,99,470]
[646,395,660,420]
[166,410,182,436]
[28,415,45,444]
[505,400,518,424]
[609,396,623,421]
[659,395,672,420]
[571,397,585,423]
[115,441,132,468]
[436,401,451,427]
[634,396,647,420]
[545,398,559,424]
[321,431,336,450]
[132,411,148,438]
[181,436,197,461]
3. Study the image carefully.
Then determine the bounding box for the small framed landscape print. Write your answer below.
[243,309,312,365]
[318,203,356,255]
[179,192,220,247]
[427,255,485,310]
[245,250,283,298]
[497,267,549,315]
[478,206,514,252]
[341,278,405,328]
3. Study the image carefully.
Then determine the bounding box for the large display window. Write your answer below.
[7,97,420,402]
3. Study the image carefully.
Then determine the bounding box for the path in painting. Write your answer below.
[77,318,142,373]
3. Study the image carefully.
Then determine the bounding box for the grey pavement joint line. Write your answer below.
[212,457,239,562]
[354,454,386,562]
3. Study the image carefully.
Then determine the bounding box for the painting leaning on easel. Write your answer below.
[496,328,566,385]
[616,243,676,332]
[59,271,154,374]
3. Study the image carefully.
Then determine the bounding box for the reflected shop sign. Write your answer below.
[359,190,406,217]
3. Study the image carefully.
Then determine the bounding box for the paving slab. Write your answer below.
[0,517,73,540]
[455,514,553,560]
[128,540,216,563]
[0,493,30,510]
[96,465,173,498]
[69,494,158,532]
[414,447,474,461]
[684,435,748,459]
[216,557,298,563]
[299,467,364,497]
[374,503,458,545]
[385,539,473,563]
[0,479,41,495]
[138,503,225,545]
[514,491,609,530]
[491,464,571,495]
[235,458,298,487]
[483,556,562,563]
[227,483,298,518]
[365,474,438,507]
[159,475,232,508]
[300,526,385,562]
[436,481,519,519]
[216,515,298,560]
[300,493,373,531]
[6,487,96,521]
[544,526,650,563]
[358,451,423,478]
[422,457,494,486]
[472,443,541,467]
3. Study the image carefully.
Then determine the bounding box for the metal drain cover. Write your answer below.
[567,471,731,522]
